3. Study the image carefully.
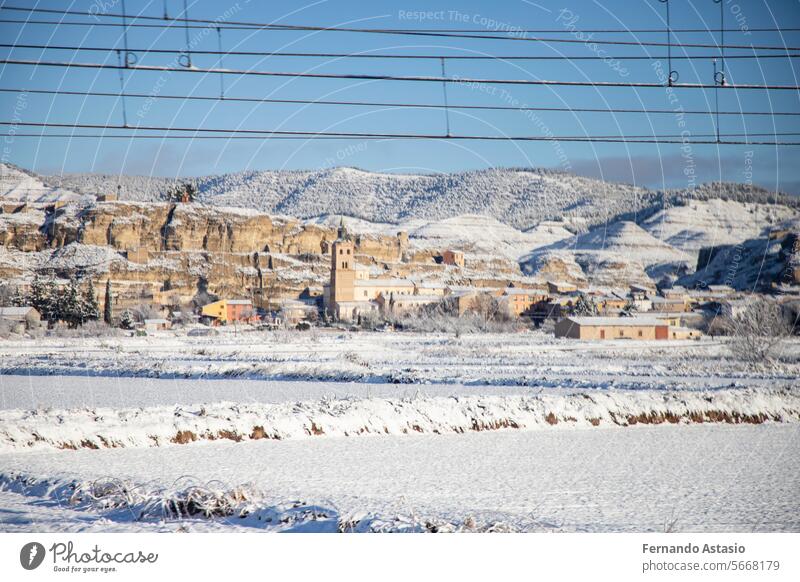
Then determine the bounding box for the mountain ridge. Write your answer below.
[10,163,793,233]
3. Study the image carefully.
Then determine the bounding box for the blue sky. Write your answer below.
[1,0,798,193]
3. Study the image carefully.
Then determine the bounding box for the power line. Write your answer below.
[3,133,354,140]
[3,43,799,61]
[1,7,797,50]
[4,59,798,90]
[4,6,799,33]
[7,17,800,39]
[3,87,799,117]
[3,121,799,145]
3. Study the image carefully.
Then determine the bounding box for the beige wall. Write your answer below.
[355,283,415,301]
[555,320,666,340]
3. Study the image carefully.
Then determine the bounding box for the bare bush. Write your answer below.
[0,318,15,339]
[728,297,793,364]
[48,320,121,339]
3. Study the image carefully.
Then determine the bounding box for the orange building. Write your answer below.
[201,299,255,323]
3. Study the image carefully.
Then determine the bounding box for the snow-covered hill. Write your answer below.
[0,163,88,204]
[7,164,794,235]
[41,166,658,230]
[640,198,797,253]
[522,221,692,282]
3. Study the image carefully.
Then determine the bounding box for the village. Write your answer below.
[0,215,773,342]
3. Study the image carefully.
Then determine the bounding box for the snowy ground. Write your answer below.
[2,425,798,532]
[1,330,798,532]
[2,329,798,392]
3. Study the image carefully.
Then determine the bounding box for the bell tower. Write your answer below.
[331,219,355,307]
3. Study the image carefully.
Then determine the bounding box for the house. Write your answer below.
[0,306,41,328]
[547,281,578,295]
[440,250,465,268]
[143,318,171,332]
[446,287,505,315]
[376,293,442,315]
[649,296,690,313]
[414,280,449,296]
[596,294,628,314]
[661,286,688,300]
[629,284,654,299]
[554,316,669,340]
[201,299,255,324]
[502,288,549,317]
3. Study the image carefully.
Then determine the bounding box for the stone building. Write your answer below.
[324,220,440,321]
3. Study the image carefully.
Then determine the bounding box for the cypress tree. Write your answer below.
[103,280,113,325]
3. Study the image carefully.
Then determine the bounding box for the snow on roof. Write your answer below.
[354,278,414,287]
[414,280,447,288]
[503,288,547,295]
[563,316,665,327]
[651,296,686,303]
[392,294,442,303]
[226,299,252,305]
[144,318,169,324]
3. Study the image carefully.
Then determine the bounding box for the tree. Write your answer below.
[572,294,598,316]
[728,297,793,364]
[60,278,82,327]
[119,309,135,330]
[621,299,638,316]
[82,279,100,324]
[103,280,113,325]
[29,273,58,322]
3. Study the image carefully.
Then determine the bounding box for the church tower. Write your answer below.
[331,219,355,309]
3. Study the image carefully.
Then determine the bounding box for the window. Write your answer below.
[339,249,343,255]
[638,330,643,337]
[364,291,367,297]
[346,249,350,255]
[619,330,624,337]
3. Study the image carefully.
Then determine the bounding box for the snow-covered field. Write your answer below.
[1,330,798,532]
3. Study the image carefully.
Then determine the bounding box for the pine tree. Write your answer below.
[29,274,58,323]
[573,295,598,316]
[103,280,113,325]
[83,279,100,324]
[61,278,82,327]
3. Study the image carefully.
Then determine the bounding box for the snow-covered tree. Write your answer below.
[621,299,638,316]
[82,279,100,324]
[728,298,793,364]
[572,295,598,316]
[119,309,135,330]
[29,274,59,323]
[60,278,82,327]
